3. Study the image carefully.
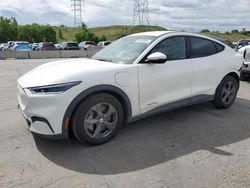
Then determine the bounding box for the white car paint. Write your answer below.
[238,45,250,55]
[241,47,250,78]
[17,31,243,138]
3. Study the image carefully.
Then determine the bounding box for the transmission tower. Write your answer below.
[133,0,149,25]
[71,0,84,27]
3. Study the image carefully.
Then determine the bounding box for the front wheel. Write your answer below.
[213,75,239,109]
[71,93,124,145]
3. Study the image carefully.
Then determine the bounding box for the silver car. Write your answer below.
[241,48,250,81]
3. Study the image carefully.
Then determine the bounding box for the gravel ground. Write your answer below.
[0,58,250,188]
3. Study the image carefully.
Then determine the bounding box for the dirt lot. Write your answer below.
[0,59,250,188]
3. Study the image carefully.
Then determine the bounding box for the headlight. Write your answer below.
[27,81,82,94]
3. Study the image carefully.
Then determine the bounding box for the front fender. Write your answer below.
[61,84,132,136]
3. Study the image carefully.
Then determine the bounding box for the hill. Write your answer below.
[89,25,166,40]
[53,25,250,43]
[53,25,166,42]
[200,31,250,42]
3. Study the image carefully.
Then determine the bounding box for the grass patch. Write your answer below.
[53,25,250,43]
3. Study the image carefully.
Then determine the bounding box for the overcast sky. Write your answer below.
[0,0,249,31]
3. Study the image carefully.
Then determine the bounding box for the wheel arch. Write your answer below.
[214,71,240,98]
[62,84,132,136]
[225,72,240,86]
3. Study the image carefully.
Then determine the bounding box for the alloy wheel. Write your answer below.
[83,102,118,139]
[221,81,236,105]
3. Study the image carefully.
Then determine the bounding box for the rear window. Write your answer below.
[214,42,224,53]
[43,43,54,47]
[189,37,217,58]
[67,43,78,47]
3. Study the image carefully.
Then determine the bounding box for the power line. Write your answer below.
[133,0,149,25]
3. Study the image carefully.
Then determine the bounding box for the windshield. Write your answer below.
[86,41,95,45]
[93,35,156,64]
[16,42,29,46]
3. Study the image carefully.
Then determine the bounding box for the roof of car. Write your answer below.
[130,31,174,37]
[128,31,235,49]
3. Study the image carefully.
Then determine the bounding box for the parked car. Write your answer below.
[31,43,39,51]
[97,41,112,48]
[55,43,62,50]
[234,39,250,51]
[17,31,242,145]
[37,42,56,51]
[237,44,250,55]
[0,43,9,51]
[61,42,79,50]
[79,41,96,50]
[11,41,33,51]
[232,42,238,48]
[7,41,15,49]
[240,47,250,81]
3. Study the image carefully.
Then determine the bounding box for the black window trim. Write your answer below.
[139,35,190,63]
[187,36,225,59]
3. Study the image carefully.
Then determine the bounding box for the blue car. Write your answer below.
[12,41,33,51]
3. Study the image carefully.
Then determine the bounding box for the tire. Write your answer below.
[213,75,239,109]
[71,92,124,145]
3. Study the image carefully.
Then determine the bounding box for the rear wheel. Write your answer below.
[213,75,239,109]
[71,93,124,145]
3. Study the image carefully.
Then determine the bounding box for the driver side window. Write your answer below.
[151,36,187,61]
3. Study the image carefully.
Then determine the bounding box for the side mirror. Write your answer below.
[145,52,167,64]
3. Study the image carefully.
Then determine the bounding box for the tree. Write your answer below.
[0,16,18,42]
[99,35,107,42]
[58,28,63,39]
[240,28,250,36]
[200,29,210,33]
[41,25,56,42]
[231,29,239,34]
[81,22,87,30]
[75,29,106,43]
[18,24,56,42]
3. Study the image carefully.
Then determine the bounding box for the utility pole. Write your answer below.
[133,0,149,25]
[71,0,84,27]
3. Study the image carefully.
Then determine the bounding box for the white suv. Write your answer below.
[17,31,243,145]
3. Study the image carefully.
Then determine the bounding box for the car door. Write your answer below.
[138,36,193,114]
[188,36,224,96]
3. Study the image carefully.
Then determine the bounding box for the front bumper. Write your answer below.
[20,110,67,139]
[17,84,71,139]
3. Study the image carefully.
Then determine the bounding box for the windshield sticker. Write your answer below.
[135,39,152,44]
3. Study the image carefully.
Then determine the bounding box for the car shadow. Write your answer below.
[34,98,250,175]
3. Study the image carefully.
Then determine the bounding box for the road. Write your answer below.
[0,58,250,188]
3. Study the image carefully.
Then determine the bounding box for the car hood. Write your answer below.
[18,58,127,88]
